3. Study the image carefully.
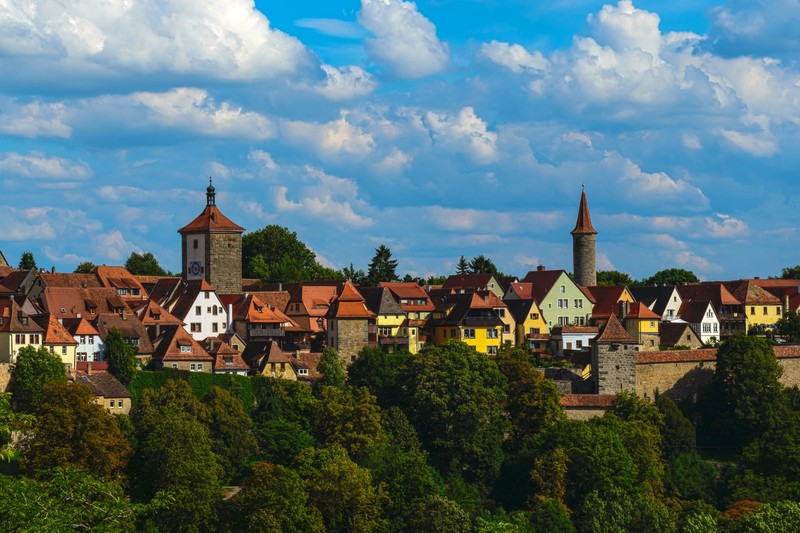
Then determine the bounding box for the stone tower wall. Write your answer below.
[592,342,637,394]
[573,233,596,287]
[207,232,242,295]
[335,319,369,365]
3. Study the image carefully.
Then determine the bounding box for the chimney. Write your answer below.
[86,362,92,375]
[537,265,546,272]
[278,282,283,292]
[785,294,791,313]
[51,266,55,273]
[618,300,629,319]
[210,339,215,351]
[122,308,127,320]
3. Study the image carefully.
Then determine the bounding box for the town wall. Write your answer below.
[593,343,637,394]
[208,233,242,295]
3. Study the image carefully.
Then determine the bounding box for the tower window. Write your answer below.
[193,239,198,249]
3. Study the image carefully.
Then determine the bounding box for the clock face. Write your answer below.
[189,261,202,277]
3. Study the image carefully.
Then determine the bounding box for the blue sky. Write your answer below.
[1,0,799,281]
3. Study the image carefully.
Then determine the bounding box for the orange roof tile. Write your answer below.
[571,190,597,235]
[38,315,78,345]
[136,300,184,326]
[596,313,636,343]
[507,282,533,300]
[327,282,374,319]
[560,394,614,407]
[625,302,661,320]
[178,205,245,234]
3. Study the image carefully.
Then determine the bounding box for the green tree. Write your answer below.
[402,342,509,482]
[134,411,222,532]
[22,380,132,480]
[312,386,386,460]
[777,310,800,342]
[0,468,141,532]
[596,270,635,286]
[318,347,346,388]
[18,251,36,270]
[0,392,33,461]
[404,494,472,533]
[131,379,208,438]
[226,461,325,533]
[456,255,470,275]
[294,445,388,533]
[780,265,800,280]
[695,335,787,454]
[640,268,699,286]
[242,225,330,282]
[342,262,367,283]
[10,345,66,410]
[655,394,695,460]
[530,498,574,533]
[733,501,800,532]
[366,244,399,286]
[125,251,168,276]
[347,347,410,408]
[74,261,97,273]
[104,326,137,385]
[203,386,257,483]
[469,254,499,275]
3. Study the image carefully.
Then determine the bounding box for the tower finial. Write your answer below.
[206,176,216,206]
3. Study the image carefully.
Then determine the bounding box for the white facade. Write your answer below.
[552,329,598,358]
[661,288,683,321]
[185,234,206,281]
[181,290,230,341]
[75,333,104,362]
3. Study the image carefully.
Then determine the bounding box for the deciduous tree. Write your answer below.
[104,326,137,385]
[640,268,698,286]
[242,225,330,282]
[203,386,257,483]
[10,345,66,410]
[318,348,346,389]
[74,261,97,273]
[312,386,386,460]
[124,251,168,276]
[596,270,635,286]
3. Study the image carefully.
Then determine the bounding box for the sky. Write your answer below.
[1,0,799,281]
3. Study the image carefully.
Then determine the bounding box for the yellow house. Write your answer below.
[727,280,784,332]
[429,293,503,356]
[360,287,412,353]
[36,314,78,369]
[380,282,436,353]
[582,285,635,328]
[0,299,44,363]
[621,302,661,351]
[505,299,548,348]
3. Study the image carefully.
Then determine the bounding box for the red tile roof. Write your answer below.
[442,274,497,292]
[37,315,78,345]
[596,314,636,343]
[38,272,103,289]
[725,279,782,306]
[327,282,374,319]
[506,282,533,300]
[570,190,597,235]
[178,205,245,233]
[521,269,573,304]
[202,337,249,371]
[152,326,213,362]
[625,301,661,320]
[0,300,44,333]
[76,370,131,398]
[677,300,714,324]
[584,286,627,318]
[560,394,614,407]
[679,283,741,307]
[635,348,717,364]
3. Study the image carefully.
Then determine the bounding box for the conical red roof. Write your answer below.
[596,313,636,343]
[571,190,597,235]
[178,205,244,234]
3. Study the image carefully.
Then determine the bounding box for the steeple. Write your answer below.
[206,177,216,206]
[571,187,597,235]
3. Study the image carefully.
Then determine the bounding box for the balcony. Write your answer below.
[248,325,285,338]
[378,335,410,346]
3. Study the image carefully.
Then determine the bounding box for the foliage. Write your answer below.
[104,326,137,385]
[402,342,509,482]
[242,225,334,282]
[203,386,257,483]
[366,244,399,285]
[469,254,502,276]
[131,379,208,438]
[596,270,635,287]
[655,394,695,460]
[0,467,143,532]
[124,251,168,276]
[530,498,574,533]
[776,310,800,342]
[456,255,470,275]
[731,501,800,532]
[780,265,800,280]
[74,261,97,273]
[294,445,388,533]
[404,494,472,533]
[226,461,325,533]
[10,345,66,410]
[133,411,222,532]
[640,268,699,286]
[666,451,718,502]
[255,419,316,466]
[22,381,132,479]
[312,386,386,460]
[347,347,410,408]
[318,347,346,388]
[18,251,36,270]
[128,369,254,411]
[0,392,32,462]
[342,262,367,283]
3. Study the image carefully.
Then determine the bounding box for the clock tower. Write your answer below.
[178,178,245,295]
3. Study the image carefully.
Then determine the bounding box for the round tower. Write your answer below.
[571,187,597,287]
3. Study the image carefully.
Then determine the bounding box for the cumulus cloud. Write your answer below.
[705,213,749,238]
[0,100,72,138]
[0,0,314,82]
[295,18,365,39]
[314,65,376,101]
[423,206,560,234]
[132,88,274,140]
[480,41,548,73]
[424,107,498,163]
[94,230,140,262]
[359,0,448,78]
[248,149,279,171]
[709,1,800,58]
[716,128,777,156]
[0,152,91,180]
[281,110,376,158]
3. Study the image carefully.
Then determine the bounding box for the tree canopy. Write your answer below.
[124,252,168,276]
[74,261,97,273]
[596,270,635,286]
[18,251,36,270]
[105,326,137,386]
[365,244,399,286]
[11,345,66,410]
[780,265,800,280]
[640,268,699,286]
[242,225,340,282]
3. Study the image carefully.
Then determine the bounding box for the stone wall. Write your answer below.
[572,234,596,287]
[639,332,661,351]
[636,360,715,402]
[0,363,11,392]
[208,233,242,295]
[593,343,637,394]
[335,319,368,365]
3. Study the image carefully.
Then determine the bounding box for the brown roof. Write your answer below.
[38,272,103,289]
[152,326,213,362]
[136,300,184,326]
[595,313,636,343]
[0,300,44,333]
[570,190,597,235]
[625,302,661,320]
[202,337,249,371]
[558,326,599,334]
[442,273,497,292]
[286,283,341,329]
[64,316,101,337]
[379,282,434,312]
[94,266,147,298]
[725,279,782,306]
[249,291,291,313]
[677,300,714,324]
[149,278,217,321]
[178,204,245,234]
[36,315,78,345]
[678,283,741,307]
[521,269,572,304]
[506,282,533,300]
[505,299,538,323]
[774,345,800,359]
[635,348,718,364]
[359,287,406,316]
[658,322,700,347]
[95,313,154,356]
[37,286,128,319]
[75,371,131,398]
[0,269,30,292]
[560,394,614,407]
[584,286,627,319]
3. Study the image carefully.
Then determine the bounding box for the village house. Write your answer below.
[359,286,409,353]
[148,278,229,341]
[325,281,376,364]
[429,292,504,356]
[150,325,213,372]
[505,298,548,352]
[521,267,593,330]
[380,281,434,353]
[441,273,505,299]
[0,298,44,363]
[74,365,133,415]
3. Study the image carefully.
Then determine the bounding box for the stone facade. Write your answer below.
[573,233,597,287]
[636,359,715,402]
[593,341,637,394]
[330,319,369,365]
[639,332,661,351]
[207,232,242,295]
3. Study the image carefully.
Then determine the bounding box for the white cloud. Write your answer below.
[295,18,365,39]
[480,41,548,73]
[314,65,376,101]
[0,0,314,81]
[705,213,749,238]
[133,88,274,140]
[682,133,701,150]
[423,206,560,233]
[376,147,411,173]
[359,0,448,79]
[0,100,72,139]
[0,152,91,180]
[281,110,376,158]
[94,230,140,262]
[716,128,777,156]
[424,107,498,163]
[248,149,279,171]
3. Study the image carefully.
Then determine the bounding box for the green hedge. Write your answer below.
[129,370,255,412]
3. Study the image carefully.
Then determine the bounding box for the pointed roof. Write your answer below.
[359,287,406,316]
[136,300,184,326]
[66,316,101,337]
[506,282,533,300]
[177,179,244,234]
[34,315,78,345]
[624,301,661,320]
[571,189,598,235]
[202,336,249,372]
[0,299,44,333]
[596,313,636,343]
[659,322,701,347]
[326,281,374,319]
[152,326,213,362]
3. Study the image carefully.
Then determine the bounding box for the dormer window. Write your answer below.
[224,356,233,365]
[60,308,66,314]
[127,337,140,346]
[180,345,192,353]
[117,289,128,296]
[298,368,309,376]
[20,317,28,325]
[153,313,161,321]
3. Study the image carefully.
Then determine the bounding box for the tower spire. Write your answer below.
[571,188,597,235]
[206,177,216,206]
[571,187,598,287]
